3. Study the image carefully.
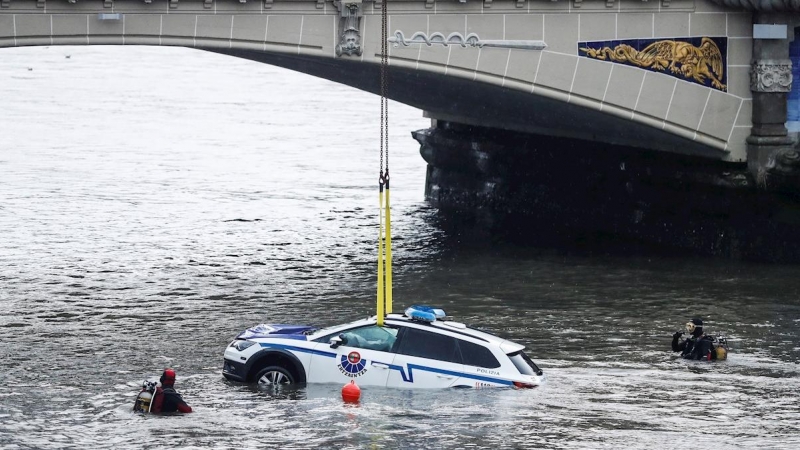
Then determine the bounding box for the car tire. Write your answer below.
[254,365,295,386]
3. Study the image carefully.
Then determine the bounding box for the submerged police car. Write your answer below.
[222,306,544,389]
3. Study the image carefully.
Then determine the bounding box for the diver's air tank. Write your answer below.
[133,380,158,413]
[133,390,153,413]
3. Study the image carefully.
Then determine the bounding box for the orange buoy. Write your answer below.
[341,380,361,403]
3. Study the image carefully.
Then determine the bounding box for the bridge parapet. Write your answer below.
[0,0,712,12]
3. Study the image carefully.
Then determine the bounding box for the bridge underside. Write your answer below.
[211,48,800,262]
[210,48,726,160]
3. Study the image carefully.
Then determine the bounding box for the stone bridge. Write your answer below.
[3,0,800,260]
[1,1,798,176]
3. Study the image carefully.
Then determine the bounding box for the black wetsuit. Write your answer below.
[152,386,192,413]
[672,333,716,360]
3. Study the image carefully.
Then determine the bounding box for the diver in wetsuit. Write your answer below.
[150,368,193,414]
[672,318,717,360]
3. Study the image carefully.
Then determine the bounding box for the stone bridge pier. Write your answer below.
[733,2,800,192]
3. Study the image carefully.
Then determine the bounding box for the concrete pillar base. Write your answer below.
[746,135,800,192]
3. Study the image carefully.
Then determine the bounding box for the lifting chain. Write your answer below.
[379,0,389,183]
[377,0,392,326]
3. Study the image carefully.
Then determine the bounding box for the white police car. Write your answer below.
[222,306,544,389]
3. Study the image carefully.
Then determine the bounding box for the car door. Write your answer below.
[386,326,466,389]
[308,325,398,387]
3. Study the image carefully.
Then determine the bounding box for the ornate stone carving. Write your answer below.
[709,0,800,11]
[389,31,547,51]
[750,60,793,93]
[335,1,363,57]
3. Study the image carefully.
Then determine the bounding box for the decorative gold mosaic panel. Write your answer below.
[579,36,728,92]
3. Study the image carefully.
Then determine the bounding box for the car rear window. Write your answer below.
[458,339,501,368]
[396,327,461,364]
[509,351,542,375]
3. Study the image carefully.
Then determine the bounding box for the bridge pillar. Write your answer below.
[747,13,800,191]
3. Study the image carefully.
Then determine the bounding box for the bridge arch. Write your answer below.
[0,0,754,161]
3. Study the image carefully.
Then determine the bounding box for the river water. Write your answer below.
[1,46,799,449]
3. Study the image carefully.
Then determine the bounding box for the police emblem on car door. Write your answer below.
[339,351,368,377]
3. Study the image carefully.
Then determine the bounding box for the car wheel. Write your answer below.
[255,366,295,386]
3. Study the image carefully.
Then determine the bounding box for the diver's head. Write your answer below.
[160,368,176,387]
[685,318,704,337]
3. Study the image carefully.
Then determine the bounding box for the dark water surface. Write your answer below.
[1,46,799,450]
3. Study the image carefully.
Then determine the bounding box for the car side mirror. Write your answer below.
[330,335,345,349]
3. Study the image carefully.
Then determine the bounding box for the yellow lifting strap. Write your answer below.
[376,0,391,327]
[385,177,393,317]
[377,172,392,326]
[376,178,385,325]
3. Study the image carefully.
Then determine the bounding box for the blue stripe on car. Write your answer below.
[258,342,337,358]
[259,344,514,386]
[248,334,308,341]
[376,361,514,386]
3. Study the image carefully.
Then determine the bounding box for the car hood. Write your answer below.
[236,323,317,340]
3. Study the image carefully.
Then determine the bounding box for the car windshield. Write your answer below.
[308,324,345,338]
[309,319,367,340]
[508,351,543,376]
